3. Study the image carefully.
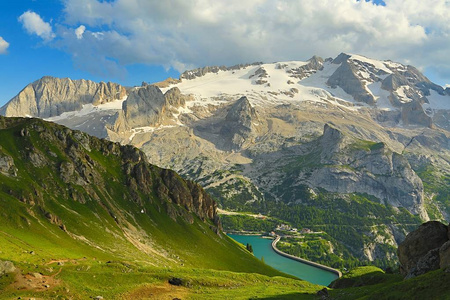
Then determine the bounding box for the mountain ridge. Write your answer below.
[1,52,450,267]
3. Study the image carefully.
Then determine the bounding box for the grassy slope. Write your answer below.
[0,117,321,299]
[330,266,450,300]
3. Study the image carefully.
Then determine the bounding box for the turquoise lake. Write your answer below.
[229,234,339,286]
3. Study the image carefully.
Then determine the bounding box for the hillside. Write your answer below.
[1,53,450,268]
[0,116,311,298]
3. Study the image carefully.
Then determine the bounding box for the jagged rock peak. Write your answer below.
[0,76,126,118]
[327,59,376,105]
[307,55,324,68]
[226,96,258,124]
[164,87,192,108]
[332,52,351,64]
[322,123,344,141]
[220,96,259,151]
[122,85,166,128]
[180,62,263,80]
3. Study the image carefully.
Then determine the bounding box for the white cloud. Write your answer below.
[75,25,86,39]
[0,37,9,54]
[58,0,450,81]
[18,10,55,41]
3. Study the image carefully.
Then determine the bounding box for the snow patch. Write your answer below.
[427,90,450,110]
[46,97,127,121]
[367,82,395,111]
[349,54,393,74]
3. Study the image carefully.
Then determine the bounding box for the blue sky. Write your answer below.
[1,0,449,107]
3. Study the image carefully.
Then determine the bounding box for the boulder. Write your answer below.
[168,277,183,286]
[405,248,440,279]
[397,221,448,275]
[439,240,450,270]
[0,260,16,276]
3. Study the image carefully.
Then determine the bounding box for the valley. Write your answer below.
[1,52,450,298]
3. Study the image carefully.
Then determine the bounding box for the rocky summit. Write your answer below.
[2,52,450,267]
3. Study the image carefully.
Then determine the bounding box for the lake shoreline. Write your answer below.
[271,235,342,278]
[229,234,340,286]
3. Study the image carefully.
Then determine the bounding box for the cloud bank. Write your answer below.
[0,37,9,54]
[52,0,450,82]
[19,10,55,41]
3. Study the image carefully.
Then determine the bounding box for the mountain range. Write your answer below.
[2,52,450,267]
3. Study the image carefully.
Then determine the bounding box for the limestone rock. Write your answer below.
[220,96,259,150]
[0,154,17,176]
[397,221,448,275]
[164,87,189,108]
[327,57,375,105]
[0,76,126,118]
[310,125,426,217]
[122,85,166,128]
[401,101,432,128]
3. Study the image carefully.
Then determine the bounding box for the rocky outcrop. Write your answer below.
[283,55,324,80]
[220,96,259,150]
[0,76,126,118]
[0,153,17,176]
[309,124,426,217]
[327,59,375,105]
[397,221,448,278]
[401,101,432,128]
[180,62,262,80]
[164,87,190,108]
[122,85,166,128]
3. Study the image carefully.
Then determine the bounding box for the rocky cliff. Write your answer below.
[0,116,220,230]
[309,124,427,219]
[0,76,126,118]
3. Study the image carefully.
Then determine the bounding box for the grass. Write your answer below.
[0,116,301,298]
[1,117,449,299]
[330,267,450,300]
[0,261,323,299]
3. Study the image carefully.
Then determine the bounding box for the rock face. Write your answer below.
[220,96,259,150]
[164,87,189,108]
[309,125,426,218]
[0,76,126,118]
[328,56,375,105]
[122,85,166,128]
[397,221,449,278]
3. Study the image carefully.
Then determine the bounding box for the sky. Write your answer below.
[1,0,449,107]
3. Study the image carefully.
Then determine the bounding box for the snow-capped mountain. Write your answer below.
[2,53,450,264]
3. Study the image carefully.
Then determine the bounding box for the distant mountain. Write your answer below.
[2,53,450,267]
